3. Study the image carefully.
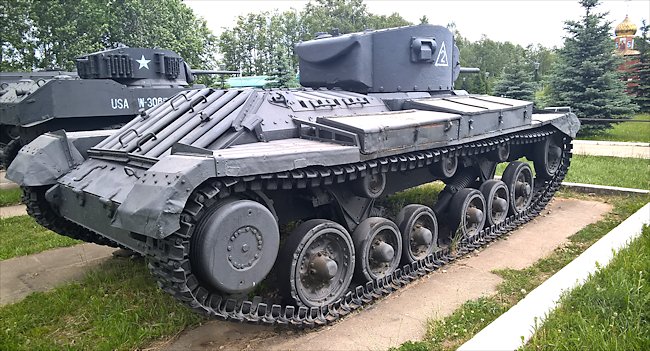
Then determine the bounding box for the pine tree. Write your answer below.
[548,0,636,135]
[493,59,536,102]
[630,21,650,112]
[266,52,296,88]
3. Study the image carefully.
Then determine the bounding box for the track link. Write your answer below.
[22,186,120,248]
[147,126,571,327]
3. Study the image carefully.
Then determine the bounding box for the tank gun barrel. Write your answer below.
[459,67,480,74]
[191,69,240,76]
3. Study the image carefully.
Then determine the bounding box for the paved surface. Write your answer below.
[572,140,650,159]
[0,170,18,190]
[0,243,117,305]
[0,204,26,218]
[161,198,611,351]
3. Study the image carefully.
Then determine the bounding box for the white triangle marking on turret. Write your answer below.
[435,42,449,67]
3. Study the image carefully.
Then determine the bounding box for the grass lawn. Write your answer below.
[392,192,649,351]
[523,225,649,350]
[0,187,22,207]
[496,154,650,190]
[0,215,79,260]
[0,257,204,351]
[578,113,650,143]
[564,155,649,189]
[382,181,445,216]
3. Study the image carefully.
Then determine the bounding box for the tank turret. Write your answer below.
[75,47,194,86]
[296,25,461,93]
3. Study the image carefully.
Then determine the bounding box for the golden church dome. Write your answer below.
[615,15,637,37]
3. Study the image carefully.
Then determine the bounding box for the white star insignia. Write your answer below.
[136,55,151,69]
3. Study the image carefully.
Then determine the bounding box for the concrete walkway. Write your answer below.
[0,170,18,190]
[0,243,117,305]
[0,204,26,218]
[572,140,650,159]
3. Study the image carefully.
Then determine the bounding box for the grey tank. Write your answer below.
[7,24,579,325]
[0,47,205,167]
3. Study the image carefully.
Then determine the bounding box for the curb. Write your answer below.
[573,140,650,147]
[560,182,649,195]
[571,140,649,159]
[494,176,649,196]
[458,202,650,351]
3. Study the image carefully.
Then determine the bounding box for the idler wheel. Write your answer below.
[533,136,563,179]
[352,217,402,281]
[479,179,510,226]
[279,219,355,308]
[396,204,439,263]
[449,188,487,240]
[502,161,535,215]
[190,199,279,295]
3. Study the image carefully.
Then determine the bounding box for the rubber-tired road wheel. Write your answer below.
[479,179,509,226]
[190,199,279,295]
[397,205,438,264]
[279,219,355,308]
[352,217,402,281]
[502,161,534,215]
[533,136,563,179]
[449,188,486,241]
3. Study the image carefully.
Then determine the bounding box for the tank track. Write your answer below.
[1,137,21,169]
[22,186,121,248]
[148,126,571,327]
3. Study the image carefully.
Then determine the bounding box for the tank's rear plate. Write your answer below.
[319,109,461,154]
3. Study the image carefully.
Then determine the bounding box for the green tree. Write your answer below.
[218,1,410,78]
[301,0,370,36]
[367,13,411,30]
[493,58,536,101]
[456,34,528,94]
[218,11,305,76]
[266,50,296,88]
[301,0,409,36]
[524,44,557,81]
[630,21,650,112]
[548,0,636,135]
[0,0,36,70]
[1,0,216,71]
[107,0,217,69]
